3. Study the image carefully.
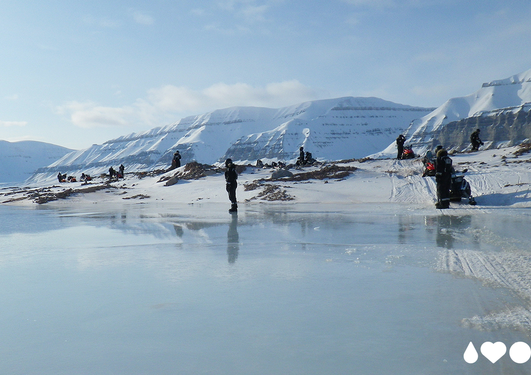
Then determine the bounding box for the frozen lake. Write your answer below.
[1,203,531,374]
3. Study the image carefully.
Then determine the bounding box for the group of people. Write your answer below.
[296,147,315,166]
[396,129,484,161]
[57,173,77,183]
[108,164,125,180]
[58,164,126,183]
[398,130,485,209]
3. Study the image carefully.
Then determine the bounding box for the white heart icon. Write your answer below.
[481,342,507,363]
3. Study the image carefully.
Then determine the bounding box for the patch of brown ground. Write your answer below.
[245,184,295,202]
[280,164,357,181]
[514,142,531,157]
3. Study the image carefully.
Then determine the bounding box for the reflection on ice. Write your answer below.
[227,213,239,264]
[1,204,531,374]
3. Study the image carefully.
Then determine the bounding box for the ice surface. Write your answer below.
[1,204,531,374]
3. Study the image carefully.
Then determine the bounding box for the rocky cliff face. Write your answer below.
[429,104,531,151]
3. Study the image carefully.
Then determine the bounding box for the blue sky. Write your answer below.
[1,0,531,150]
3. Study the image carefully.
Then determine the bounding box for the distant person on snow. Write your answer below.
[297,147,305,166]
[470,129,483,151]
[305,151,315,165]
[435,149,453,209]
[225,158,238,213]
[119,164,125,178]
[396,134,406,159]
[109,167,116,180]
[172,151,181,169]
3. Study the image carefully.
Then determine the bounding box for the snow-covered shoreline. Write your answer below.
[2,146,531,211]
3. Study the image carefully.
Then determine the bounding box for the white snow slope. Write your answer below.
[28,97,433,184]
[5,144,531,210]
[374,68,531,158]
[0,140,73,183]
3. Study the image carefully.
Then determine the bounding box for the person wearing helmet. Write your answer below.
[435,149,453,209]
[225,158,238,213]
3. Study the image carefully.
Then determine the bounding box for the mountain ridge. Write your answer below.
[0,140,73,183]
[28,96,434,183]
[7,68,531,184]
[373,68,531,157]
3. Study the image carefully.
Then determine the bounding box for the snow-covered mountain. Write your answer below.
[29,97,433,183]
[375,68,531,157]
[0,140,73,183]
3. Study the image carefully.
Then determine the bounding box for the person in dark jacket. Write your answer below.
[109,167,116,180]
[470,129,483,151]
[225,158,238,213]
[172,151,181,169]
[297,147,305,166]
[396,135,406,159]
[435,149,453,209]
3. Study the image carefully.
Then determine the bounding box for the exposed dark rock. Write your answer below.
[423,107,531,151]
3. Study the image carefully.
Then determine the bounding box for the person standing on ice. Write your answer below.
[434,149,453,209]
[396,134,406,159]
[225,158,238,213]
[470,129,483,151]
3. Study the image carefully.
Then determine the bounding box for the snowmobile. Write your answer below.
[422,161,436,177]
[401,146,415,159]
[450,170,476,205]
[58,173,67,183]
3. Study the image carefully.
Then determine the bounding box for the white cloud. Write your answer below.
[148,80,318,112]
[0,121,27,127]
[56,101,138,129]
[240,4,269,22]
[58,81,318,129]
[131,10,154,25]
[190,8,206,16]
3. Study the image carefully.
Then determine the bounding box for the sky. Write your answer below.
[1,0,531,150]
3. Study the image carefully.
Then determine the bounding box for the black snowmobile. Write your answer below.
[450,170,476,205]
